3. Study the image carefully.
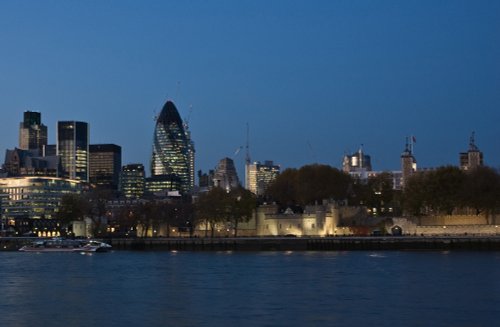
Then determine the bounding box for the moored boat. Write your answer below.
[18,238,112,253]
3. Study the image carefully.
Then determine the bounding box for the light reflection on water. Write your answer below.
[0,251,499,327]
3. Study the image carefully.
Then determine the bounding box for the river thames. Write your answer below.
[1,250,499,327]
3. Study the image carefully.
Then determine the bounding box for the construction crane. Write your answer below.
[233,146,243,159]
[183,104,193,131]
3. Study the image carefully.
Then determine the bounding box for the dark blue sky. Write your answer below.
[1,0,499,178]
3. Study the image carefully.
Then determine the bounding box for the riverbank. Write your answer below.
[3,236,500,251]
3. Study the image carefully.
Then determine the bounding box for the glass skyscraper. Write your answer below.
[151,100,194,193]
[57,121,89,182]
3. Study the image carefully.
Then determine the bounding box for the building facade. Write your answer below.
[19,111,47,152]
[57,121,89,182]
[0,176,84,236]
[246,160,280,196]
[145,175,182,197]
[151,101,193,193]
[213,157,240,192]
[119,164,145,199]
[89,144,122,190]
[342,147,372,173]
[3,148,60,177]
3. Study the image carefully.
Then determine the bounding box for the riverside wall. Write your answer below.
[97,236,500,251]
[4,236,500,251]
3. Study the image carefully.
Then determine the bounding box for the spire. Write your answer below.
[402,136,411,155]
[469,131,478,151]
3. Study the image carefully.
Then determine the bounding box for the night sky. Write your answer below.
[1,0,499,179]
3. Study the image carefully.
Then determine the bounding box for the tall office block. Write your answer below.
[57,121,89,181]
[19,111,47,152]
[151,100,193,193]
[89,144,122,189]
[119,164,145,199]
[246,160,280,196]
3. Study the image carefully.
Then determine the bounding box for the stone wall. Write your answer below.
[417,215,488,226]
[388,215,500,236]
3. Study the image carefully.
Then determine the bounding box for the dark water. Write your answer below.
[1,250,499,327]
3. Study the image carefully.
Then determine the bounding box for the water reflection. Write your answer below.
[0,251,499,326]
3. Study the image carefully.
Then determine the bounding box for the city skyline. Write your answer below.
[1,1,499,176]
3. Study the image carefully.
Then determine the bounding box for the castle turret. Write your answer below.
[401,137,417,188]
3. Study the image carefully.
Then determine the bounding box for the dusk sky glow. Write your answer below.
[1,0,499,178]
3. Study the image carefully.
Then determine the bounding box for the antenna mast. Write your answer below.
[245,123,251,165]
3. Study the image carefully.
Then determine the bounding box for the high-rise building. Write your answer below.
[57,121,89,182]
[213,157,240,192]
[151,100,193,193]
[246,160,280,196]
[89,144,122,190]
[119,164,145,199]
[19,111,47,152]
[459,132,483,171]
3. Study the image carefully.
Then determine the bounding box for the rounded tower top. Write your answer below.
[157,101,184,131]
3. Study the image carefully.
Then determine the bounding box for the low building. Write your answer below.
[145,174,181,197]
[3,148,61,177]
[0,176,84,236]
[193,201,363,237]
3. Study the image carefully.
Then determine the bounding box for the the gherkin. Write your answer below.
[151,100,194,193]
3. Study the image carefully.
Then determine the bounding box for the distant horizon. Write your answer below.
[1,1,499,178]
[2,106,495,181]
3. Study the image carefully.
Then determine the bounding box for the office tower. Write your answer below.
[246,160,280,196]
[57,121,89,181]
[151,100,193,193]
[89,144,122,190]
[119,164,145,199]
[459,132,483,171]
[19,111,48,152]
[213,157,240,192]
[401,138,417,188]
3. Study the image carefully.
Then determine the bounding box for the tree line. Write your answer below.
[402,166,500,216]
[265,164,400,216]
